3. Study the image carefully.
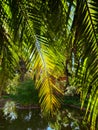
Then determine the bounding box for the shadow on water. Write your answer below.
[0,107,90,130]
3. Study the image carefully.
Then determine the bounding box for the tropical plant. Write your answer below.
[0,0,98,129]
[9,79,39,105]
[0,0,65,114]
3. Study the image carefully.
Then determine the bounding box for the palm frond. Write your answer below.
[71,0,98,129]
[1,1,98,127]
[31,39,64,114]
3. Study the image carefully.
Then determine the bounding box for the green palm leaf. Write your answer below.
[71,1,98,129]
[0,0,98,128]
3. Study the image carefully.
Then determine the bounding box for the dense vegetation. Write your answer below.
[0,0,98,129]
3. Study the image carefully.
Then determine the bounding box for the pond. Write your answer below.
[0,107,90,130]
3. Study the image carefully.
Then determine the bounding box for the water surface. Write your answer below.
[0,108,90,130]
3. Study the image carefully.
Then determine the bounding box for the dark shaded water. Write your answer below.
[0,107,90,130]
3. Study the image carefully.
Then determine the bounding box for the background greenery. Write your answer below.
[8,79,39,105]
[0,0,98,129]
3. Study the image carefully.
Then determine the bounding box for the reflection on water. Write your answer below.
[3,101,17,121]
[0,107,90,130]
[47,126,55,130]
[24,111,32,121]
[0,109,47,130]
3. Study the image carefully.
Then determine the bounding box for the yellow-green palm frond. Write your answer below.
[31,39,64,115]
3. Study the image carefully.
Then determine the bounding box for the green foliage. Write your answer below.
[9,79,39,105]
[6,74,19,95]
[0,0,98,129]
[64,96,81,107]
